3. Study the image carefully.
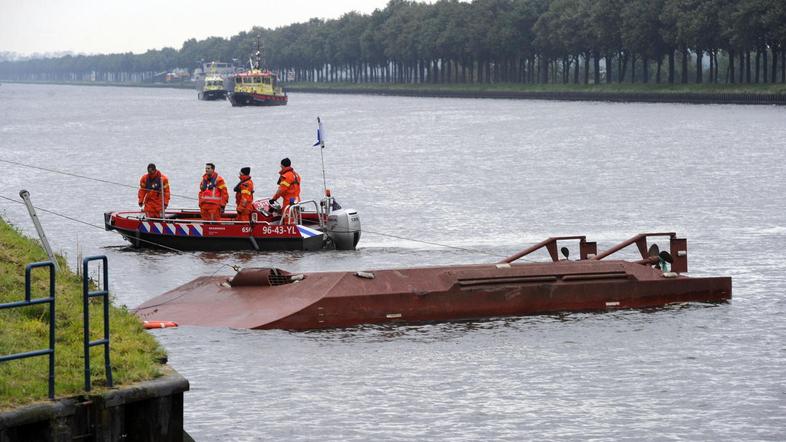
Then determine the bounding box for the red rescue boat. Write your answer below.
[104,197,361,251]
[134,232,732,330]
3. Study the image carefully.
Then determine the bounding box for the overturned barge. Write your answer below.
[135,232,731,330]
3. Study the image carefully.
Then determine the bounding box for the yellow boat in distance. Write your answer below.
[199,77,227,101]
[197,61,229,101]
[228,37,288,107]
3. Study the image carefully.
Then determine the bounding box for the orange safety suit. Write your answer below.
[271,166,301,220]
[234,175,255,222]
[138,171,170,218]
[199,172,228,221]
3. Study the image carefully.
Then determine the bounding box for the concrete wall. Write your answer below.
[0,370,189,442]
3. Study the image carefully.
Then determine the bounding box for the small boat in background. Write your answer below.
[198,77,228,101]
[196,61,230,100]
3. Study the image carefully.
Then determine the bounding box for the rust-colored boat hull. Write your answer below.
[135,259,731,330]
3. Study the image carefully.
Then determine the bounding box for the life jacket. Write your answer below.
[199,173,227,207]
[138,171,170,206]
[145,173,162,191]
[234,175,254,209]
[275,167,301,202]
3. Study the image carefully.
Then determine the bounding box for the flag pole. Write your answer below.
[317,117,327,197]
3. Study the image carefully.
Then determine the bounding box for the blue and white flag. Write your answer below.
[313,117,326,147]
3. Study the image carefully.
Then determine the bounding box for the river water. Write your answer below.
[1,83,785,440]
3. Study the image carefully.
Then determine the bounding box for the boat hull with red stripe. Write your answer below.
[104,210,327,251]
[228,91,288,107]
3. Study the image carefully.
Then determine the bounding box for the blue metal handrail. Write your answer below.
[82,255,113,391]
[0,261,56,399]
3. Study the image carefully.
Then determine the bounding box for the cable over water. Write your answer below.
[358,229,511,259]
[0,157,198,201]
[0,192,246,293]
[0,193,183,253]
[1,156,516,260]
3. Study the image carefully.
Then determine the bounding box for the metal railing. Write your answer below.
[500,236,597,264]
[122,209,275,226]
[284,200,322,227]
[117,198,332,228]
[590,232,688,274]
[0,261,56,399]
[82,256,113,391]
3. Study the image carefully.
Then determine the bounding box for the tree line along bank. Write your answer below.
[1,0,784,86]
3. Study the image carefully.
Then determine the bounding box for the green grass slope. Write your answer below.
[0,217,166,410]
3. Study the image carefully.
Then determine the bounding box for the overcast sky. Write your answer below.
[0,0,400,55]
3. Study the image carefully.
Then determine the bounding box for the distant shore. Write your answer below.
[285,82,786,105]
[4,79,785,105]
[2,79,196,90]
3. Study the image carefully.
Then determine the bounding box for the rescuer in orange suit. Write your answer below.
[198,162,228,221]
[269,157,301,221]
[234,166,254,222]
[138,163,170,218]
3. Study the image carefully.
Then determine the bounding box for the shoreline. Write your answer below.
[287,85,786,105]
[1,79,195,90]
[3,79,786,105]
[0,216,167,409]
[0,216,189,439]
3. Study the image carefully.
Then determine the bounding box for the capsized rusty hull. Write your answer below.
[135,235,732,330]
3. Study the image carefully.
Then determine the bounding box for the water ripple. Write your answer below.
[1,84,785,440]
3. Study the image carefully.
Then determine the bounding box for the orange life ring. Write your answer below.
[143,320,178,329]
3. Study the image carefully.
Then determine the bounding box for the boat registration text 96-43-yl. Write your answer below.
[201,224,300,237]
[261,225,299,236]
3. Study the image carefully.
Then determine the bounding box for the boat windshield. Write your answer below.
[234,73,277,86]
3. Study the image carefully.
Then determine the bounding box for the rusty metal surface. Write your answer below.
[136,272,346,329]
[135,255,732,330]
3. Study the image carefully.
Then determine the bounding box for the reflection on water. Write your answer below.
[1,83,785,440]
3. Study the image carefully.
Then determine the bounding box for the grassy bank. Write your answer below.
[285,81,786,95]
[0,217,166,410]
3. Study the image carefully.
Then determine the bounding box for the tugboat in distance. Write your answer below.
[228,36,288,107]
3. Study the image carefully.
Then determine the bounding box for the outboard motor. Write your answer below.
[326,209,361,250]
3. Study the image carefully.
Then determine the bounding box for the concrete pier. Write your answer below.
[0,368,189,442]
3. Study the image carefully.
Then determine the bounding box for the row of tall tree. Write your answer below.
[2,0,785,85]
